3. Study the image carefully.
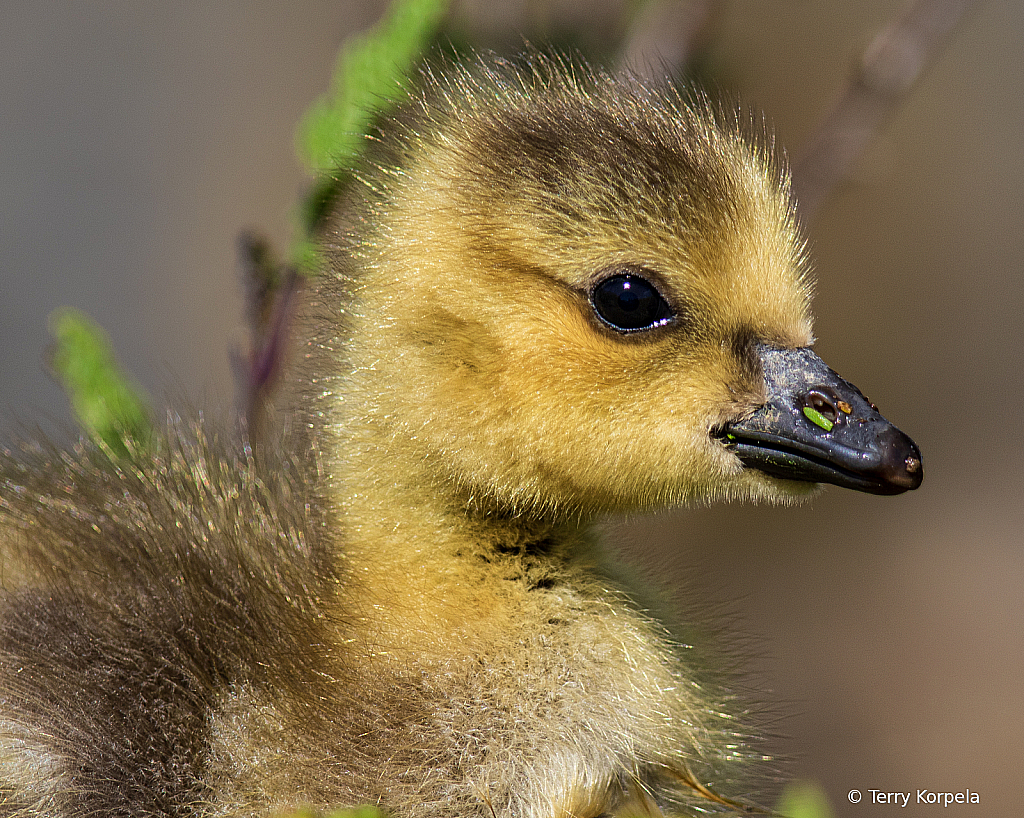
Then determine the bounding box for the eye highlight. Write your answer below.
[590,273,674,332]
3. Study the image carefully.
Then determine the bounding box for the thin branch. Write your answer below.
[233,231,303,441]
[617,0,720,80]
[793,0,980,221]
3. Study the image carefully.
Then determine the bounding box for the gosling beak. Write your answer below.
[719,345,923,496]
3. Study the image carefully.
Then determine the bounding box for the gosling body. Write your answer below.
[0,55,921,816]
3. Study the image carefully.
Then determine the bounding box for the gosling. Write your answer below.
[0,53,921,817]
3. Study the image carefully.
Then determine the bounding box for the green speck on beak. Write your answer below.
[802,406,834,431]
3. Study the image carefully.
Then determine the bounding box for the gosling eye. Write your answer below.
[590,273,674,333]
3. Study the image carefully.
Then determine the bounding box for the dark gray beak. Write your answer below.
[717,345,923,496]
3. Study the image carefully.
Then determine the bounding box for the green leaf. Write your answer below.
[802,406,834,432]
[777,781,836,818]
[272,808,383,818]
[291,0,448,274]
[48,307,152,456]
[296,0,448,176]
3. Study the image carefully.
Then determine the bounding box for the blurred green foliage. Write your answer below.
[48,307,152,456]
[777,780,836,818]
[296,0,447,174]
[275,808,382,818]
[292,0,448,272]
[52,0,447,445]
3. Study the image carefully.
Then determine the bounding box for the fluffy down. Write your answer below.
[0,53,831,817]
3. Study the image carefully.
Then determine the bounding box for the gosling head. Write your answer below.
[322,54,922,519]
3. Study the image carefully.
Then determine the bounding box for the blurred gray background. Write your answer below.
[0,1,1020,815]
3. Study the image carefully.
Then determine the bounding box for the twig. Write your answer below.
[234,231,303,440]
[793,0,979,221]
[617,0,720,80]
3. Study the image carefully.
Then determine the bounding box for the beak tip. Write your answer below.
[878,435,923,493]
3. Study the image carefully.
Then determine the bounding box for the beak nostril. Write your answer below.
[800,387,842,429]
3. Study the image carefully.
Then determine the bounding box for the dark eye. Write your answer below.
[591,274,673,332]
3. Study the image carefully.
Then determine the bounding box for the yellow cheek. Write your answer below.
[414,299,747,510]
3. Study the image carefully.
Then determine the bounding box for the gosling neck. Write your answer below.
[318,417,588,664]
[330,419,580,567]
